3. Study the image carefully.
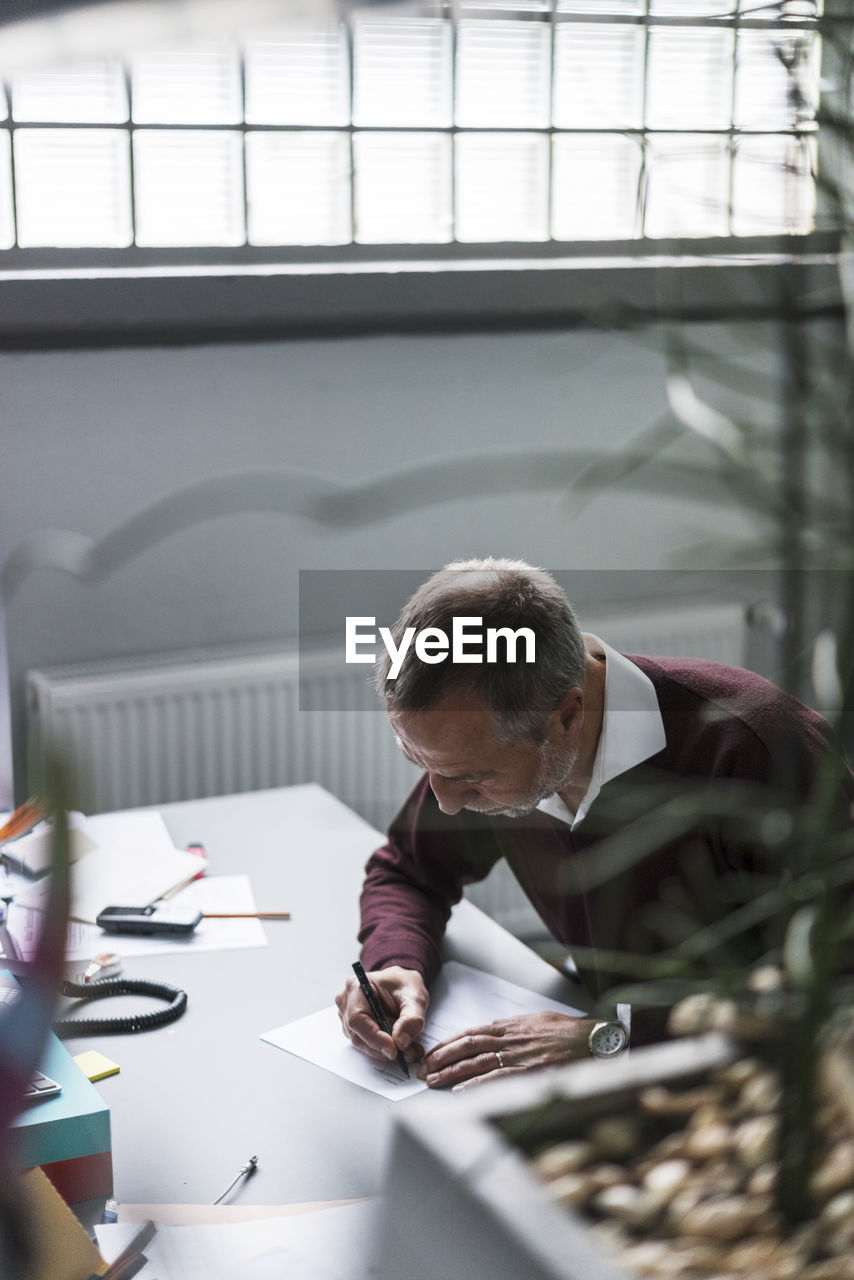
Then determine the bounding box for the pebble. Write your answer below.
[714,1058,765,1092]
[724,1237,786,1271]
[733,1115,778,1168]
[619,1239,673,1274]
[586,1163,631,1193]
[664,1184,707,1225]
[632,1242,727,1278]
[810,1141,854,1202]
[635,1132,691,1178]
[819,1188,854,1232]
[747,1163,779,1197]
[531,1140,593,1180]
[723,1237,808,1280]
[639,1085,726,1118]
[685,1121,733,1162]
[676,1193,773,1241]
[747,967,784,994]
[588,1115,641,1159]
[592,1183,664,1231]
[643,1159,693,1196]
[801,1262,854,1280]
[699,1158,744,1196]
[738,1072,781,1116]
[545,1171,592,1209]
[667,992,720,1037]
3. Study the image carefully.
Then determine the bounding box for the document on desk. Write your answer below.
[95,1199,379,1280]
[12,810,209,924]
[12,875,266,961]
[260,960,586,1101]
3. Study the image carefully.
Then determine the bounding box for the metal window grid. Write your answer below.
[0,3,822,250]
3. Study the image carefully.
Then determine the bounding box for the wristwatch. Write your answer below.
[588,1020,629,1058]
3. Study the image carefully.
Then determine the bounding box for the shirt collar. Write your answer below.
[537,636,666,830]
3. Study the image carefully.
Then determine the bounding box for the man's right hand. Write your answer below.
[335,965,429,1065]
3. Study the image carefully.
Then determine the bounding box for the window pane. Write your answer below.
[0,132,15,248]
[456,132,549,241]
[456,20,551,128]
[645,135,730,237]
[740,0,818,13]
[735,29,818,130]
[355,131,451,243]
[646,28,734,131]
[353,18,452,127]
[14,128,131,247]
[131,47,241,124]
[133,130,244,246]
[732,134,815,235]
[245,25,349,126]
[553,23,644,129]
[246,131,351,245]
[651,0,735,13]
[556,2,643,12]
[462,0,548,10]
[11,61,127,123]
[552,134,641,240]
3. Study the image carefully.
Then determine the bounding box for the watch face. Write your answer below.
[591,1022,627,1057]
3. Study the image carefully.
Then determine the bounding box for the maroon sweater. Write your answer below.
[359,657,853,1040]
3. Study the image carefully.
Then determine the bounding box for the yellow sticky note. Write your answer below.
[73,1049,120,1082]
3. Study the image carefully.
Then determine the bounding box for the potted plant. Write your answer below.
[373,8,854,1277]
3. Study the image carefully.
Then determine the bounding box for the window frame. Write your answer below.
[0,4,823,255]
[0,1,840,349]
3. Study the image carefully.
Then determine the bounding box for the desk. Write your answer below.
[61,785,581,1225]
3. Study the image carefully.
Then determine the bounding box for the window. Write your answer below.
[0,2,822,251]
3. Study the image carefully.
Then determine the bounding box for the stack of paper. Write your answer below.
[11,810,209,924]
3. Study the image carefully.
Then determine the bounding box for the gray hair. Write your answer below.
[374,557,586,742]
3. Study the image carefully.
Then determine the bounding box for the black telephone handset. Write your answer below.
[95,903,202,935]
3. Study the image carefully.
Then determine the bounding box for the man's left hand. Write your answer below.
[416,1012,597,1092]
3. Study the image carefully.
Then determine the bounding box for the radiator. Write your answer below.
[26,601,747,935]
[26,645,419,825]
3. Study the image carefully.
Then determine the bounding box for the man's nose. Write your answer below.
[428,774,474,815]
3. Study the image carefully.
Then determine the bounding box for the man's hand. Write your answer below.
[335,965,429,1065]
[416,1012,597,1091]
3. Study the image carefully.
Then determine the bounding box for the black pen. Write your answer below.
[352,961,410,1079]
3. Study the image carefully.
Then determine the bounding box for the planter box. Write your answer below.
[374,1033,734,1280]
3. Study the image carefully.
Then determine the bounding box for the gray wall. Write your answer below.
[0,317,784,798]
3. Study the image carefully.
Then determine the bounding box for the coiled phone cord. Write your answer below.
[52,976,188,1036]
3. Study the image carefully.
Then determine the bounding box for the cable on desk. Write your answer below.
[52,977,188,1036]
[213,1155,258,1205]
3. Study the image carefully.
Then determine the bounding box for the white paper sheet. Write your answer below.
[12,810,210,923]
[260,960,586,1101]
[9,875,267,962]
[95,1199,380,1280]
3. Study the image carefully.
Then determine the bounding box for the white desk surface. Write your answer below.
[60,784,581,1222]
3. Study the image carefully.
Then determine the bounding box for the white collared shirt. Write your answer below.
[537,636,667,831]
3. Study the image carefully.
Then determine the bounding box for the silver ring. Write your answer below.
[495,1049,505,1069]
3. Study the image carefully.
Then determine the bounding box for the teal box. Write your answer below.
[11,1032,111,1169]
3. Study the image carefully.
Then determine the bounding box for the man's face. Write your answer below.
[389,690,581,818]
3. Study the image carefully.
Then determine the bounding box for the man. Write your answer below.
[335,558,851,1090]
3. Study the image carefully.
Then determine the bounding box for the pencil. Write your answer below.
[0,799,44,844]
[202,912,291,919]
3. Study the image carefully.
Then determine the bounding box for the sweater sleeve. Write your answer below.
[358,776,503,986]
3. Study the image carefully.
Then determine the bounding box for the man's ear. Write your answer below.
[550,687,584,740]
